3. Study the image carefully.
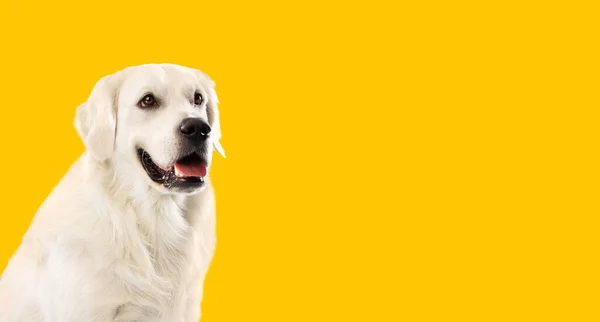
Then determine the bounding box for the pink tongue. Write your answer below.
[174,161,207,177]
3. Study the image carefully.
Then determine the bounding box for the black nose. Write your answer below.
[179,118,211,141]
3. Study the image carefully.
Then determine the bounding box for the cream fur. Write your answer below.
[0,64,223,322]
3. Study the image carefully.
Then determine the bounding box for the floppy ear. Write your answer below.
[74,73,121,162]
[206,87,226,158]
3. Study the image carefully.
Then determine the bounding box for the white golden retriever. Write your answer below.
[0,64,225,322]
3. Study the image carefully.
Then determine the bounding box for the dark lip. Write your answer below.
[137,148,206,189]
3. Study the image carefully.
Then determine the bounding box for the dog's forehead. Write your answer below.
[122,65,200,92]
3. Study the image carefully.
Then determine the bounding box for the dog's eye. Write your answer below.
[139,94,156,108]
[194,92,203,105]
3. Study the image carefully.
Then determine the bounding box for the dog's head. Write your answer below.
[75,64,225,194]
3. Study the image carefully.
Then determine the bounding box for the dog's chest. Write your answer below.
[115,202,199,320]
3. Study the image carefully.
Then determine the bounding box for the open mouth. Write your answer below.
[138,149,207,189]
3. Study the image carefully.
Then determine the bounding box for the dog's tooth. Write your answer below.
[174,166,182,177]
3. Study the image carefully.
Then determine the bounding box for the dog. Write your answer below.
[0,63,225,322]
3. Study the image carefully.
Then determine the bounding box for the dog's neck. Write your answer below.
[81,153,198,284]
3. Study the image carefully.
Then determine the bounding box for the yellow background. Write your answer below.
[0,0,598,321]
